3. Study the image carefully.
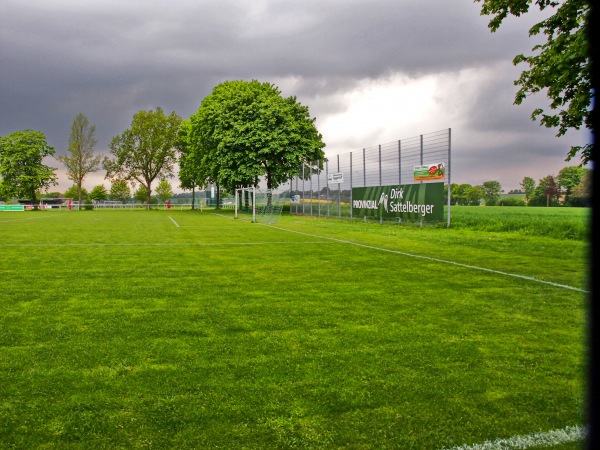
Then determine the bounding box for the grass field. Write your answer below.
[448,206,589,240]
[0,208,588,449]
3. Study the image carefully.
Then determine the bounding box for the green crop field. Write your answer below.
[0,208,589,449]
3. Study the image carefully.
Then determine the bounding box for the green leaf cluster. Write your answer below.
[184,80,326,192]
[89,184,108,202]
[0,129,57,203]
[57,113,100,205]
[476,0,592,162]
[520,176,536,202]
[109,179,131,203]
[154,178,173,203]
[528,165,589,205]
[482,180,503,205]
[104,107,181,205]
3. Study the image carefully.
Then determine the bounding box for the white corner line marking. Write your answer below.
[440,424,586,450]
[267,225,588,294]
[168,216,180,228]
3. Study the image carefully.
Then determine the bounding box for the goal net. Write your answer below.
[234,188,285,224]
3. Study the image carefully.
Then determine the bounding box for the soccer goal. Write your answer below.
[234,187,285,224]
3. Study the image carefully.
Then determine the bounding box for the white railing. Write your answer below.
[44,203,203,211]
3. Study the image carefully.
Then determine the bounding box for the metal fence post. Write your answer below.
[337,154,341,218]
[309,163,313,217]
[317,161,321,217]
[378,144,382,186]
[398,140,402,185]
[447,128,452,228]
[326,159,330,217]
[350,151,353,221]
[302,164,305,215]
[363,148,366,187]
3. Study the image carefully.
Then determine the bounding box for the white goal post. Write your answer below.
[235,187,257,222]
[234,187,285,224]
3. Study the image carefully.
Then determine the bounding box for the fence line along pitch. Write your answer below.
[290,128,451,226]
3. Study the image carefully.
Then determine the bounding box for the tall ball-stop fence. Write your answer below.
[288,128,451,226]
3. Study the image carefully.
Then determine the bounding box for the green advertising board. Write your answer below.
[352,182,444,222]
[0,205,25,211]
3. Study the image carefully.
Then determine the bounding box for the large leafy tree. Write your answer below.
[104,107,182,206]
[133,185,148,204]
[0,129,57,204]
[465,185,486,206]
[556,164,586,202]
[531,175,561,206]
[482,180,503,205]
[89,184,108,202]
[569,169,591,206]
[476,0,591,162]
[177,119,210,210]
[109,179,131,203]
[154,178,173,204]
[64,185,88,202]
[520,176,536,204]
[188,80,326,193]
[57,113,101,208]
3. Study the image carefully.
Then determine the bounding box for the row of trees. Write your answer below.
[0,80,327,209]
[2,1,593,207]
[447,181,503,206]
[446,165,591,207]
[519,165,591,207]
[43,178,175,205]
[0,115,591,209]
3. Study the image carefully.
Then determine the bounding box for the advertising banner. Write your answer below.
[352,182,444,222]
[0,205,25,211]
[328,172,343,184]
[413,162,445,181]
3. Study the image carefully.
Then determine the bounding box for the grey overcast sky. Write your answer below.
[0,0,591,192]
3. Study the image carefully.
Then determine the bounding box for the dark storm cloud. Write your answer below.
[0,0,588,191]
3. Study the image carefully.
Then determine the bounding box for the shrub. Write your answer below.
[498,197,526,207]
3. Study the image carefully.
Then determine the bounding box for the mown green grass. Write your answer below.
[0,209,588,449]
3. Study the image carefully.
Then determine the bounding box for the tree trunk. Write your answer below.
[266,172,273,207]
[191,187,196,210]
[216,185,220,209]
[30,188,38,209]
[78,182,82,211]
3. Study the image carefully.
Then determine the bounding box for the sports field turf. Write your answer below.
[0,209,588,448]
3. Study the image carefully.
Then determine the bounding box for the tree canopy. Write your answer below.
[64,185,88,201]
[520,176,536,203]
[476,0,592,163]
[186,80,326,192]
[556,164,586,202]
[0,129,57,204]
[482,180,503,205]
[89,184,108,202]
[154,178,173,203]
[57,113,100,207]
[103,107,181,206]
[177,119,209,209]
[109,179,131,203]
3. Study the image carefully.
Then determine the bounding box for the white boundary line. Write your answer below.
[0,241,329,248]
[440,424,586,450]
[168,216,180,228]
[0,214,66,223]
[267,225,589,294]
